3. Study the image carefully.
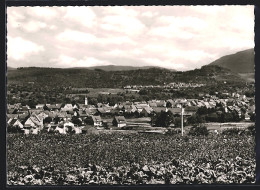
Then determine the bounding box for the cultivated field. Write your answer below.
[7,133,255,185]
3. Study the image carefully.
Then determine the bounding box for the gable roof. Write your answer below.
[114,116,126,123]
[91,115,102,122]
[153,107,166,113]
[9,118,19,126]
[167,108,182,114]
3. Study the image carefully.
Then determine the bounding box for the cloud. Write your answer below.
[149,16,207,39]
[101,15,146,36]
[141,11,158,18]
[103,7,139,17]
[26,7,58,20]
[51,55,110,67]
[64,7,96,27]
[57,29,97,44]
[7,37,45,61]
[189,6,225,15]
[23,21,47,32]
[7,9,25,28]
[7,6,254,71]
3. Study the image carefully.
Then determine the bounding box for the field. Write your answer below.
[86,88,125,97]
[203,122,255,131]
[7,133,255,185]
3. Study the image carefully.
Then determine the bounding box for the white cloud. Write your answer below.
[103,36,136,45]
[101,15,146,36]
[27,7,57,19]
[51,55,109,67]
[57,29,97,44]
[103,6,139,17]
[149,16,207,39]
[7,6,254,70]
[141,11,158,18]
[7,37,45,60]
[189,6,225,15]
[23,21,47,32]
[7,9,25,28]
[64,7,96,27]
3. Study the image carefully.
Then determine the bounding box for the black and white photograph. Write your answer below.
[6,5,256,185]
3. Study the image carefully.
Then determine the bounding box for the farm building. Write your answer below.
[91,115,103,127]
[113,116,127,128]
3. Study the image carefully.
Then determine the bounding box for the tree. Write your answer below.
[188,125,209,136]
[250,113,255,122]
[166,101,172,108]
[43,104,49,111]
[43,117,52,124]
[72,116,82,126]
[54,116,60,124]
[152,111,174,127]
[84,116,94,125]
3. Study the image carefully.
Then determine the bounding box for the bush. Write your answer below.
[247,125,255,136]
[165,128,180,135]
[188,126,209,136]
[221,128,245,136]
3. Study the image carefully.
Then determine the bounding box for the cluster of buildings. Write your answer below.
[7,92,254,134]
[123,82,205,90]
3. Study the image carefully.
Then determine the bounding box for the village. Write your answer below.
[7,90,255,135]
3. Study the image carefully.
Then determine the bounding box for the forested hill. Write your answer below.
[209,48,254,73]
[7,65,245,88]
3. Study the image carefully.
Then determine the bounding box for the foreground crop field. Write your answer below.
[7,133,255,185]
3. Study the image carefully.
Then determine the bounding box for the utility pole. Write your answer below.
[181,104,184,136]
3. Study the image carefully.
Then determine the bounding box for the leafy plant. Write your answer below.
[188,125,209,136]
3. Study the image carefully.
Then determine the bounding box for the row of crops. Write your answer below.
[7,132,256,185]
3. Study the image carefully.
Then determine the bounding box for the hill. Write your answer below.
[7,65,245,88]
[7,66,16,71]
[209,49,254,82]
[209,48,254,73]
[70,65,176,72]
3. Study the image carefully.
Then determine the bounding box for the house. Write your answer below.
[148,102,157,108]
[113,116,127,128]
[24,114,43,129]
[78,110,88,118]
[84,108,97,115]
[37,112,49,120]
[61,104,74,112]
[47,104,61,111]
[91,115,103,127]
[7,118,24,131]
[135,105,144,113]
[7,108,17,114]
[165,100,175,108]
[245,113,251,121]
[155,100,166,107]
[141,107,154,117]
[36,104,45,110]
[55,125,66,134]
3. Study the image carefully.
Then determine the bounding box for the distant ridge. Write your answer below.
[69,65,177,72]
[7,66,16,71]
[209,48,254,73]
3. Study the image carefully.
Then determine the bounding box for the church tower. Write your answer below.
[85,96,88,106]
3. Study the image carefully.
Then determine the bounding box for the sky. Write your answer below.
[7,6,254,71]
